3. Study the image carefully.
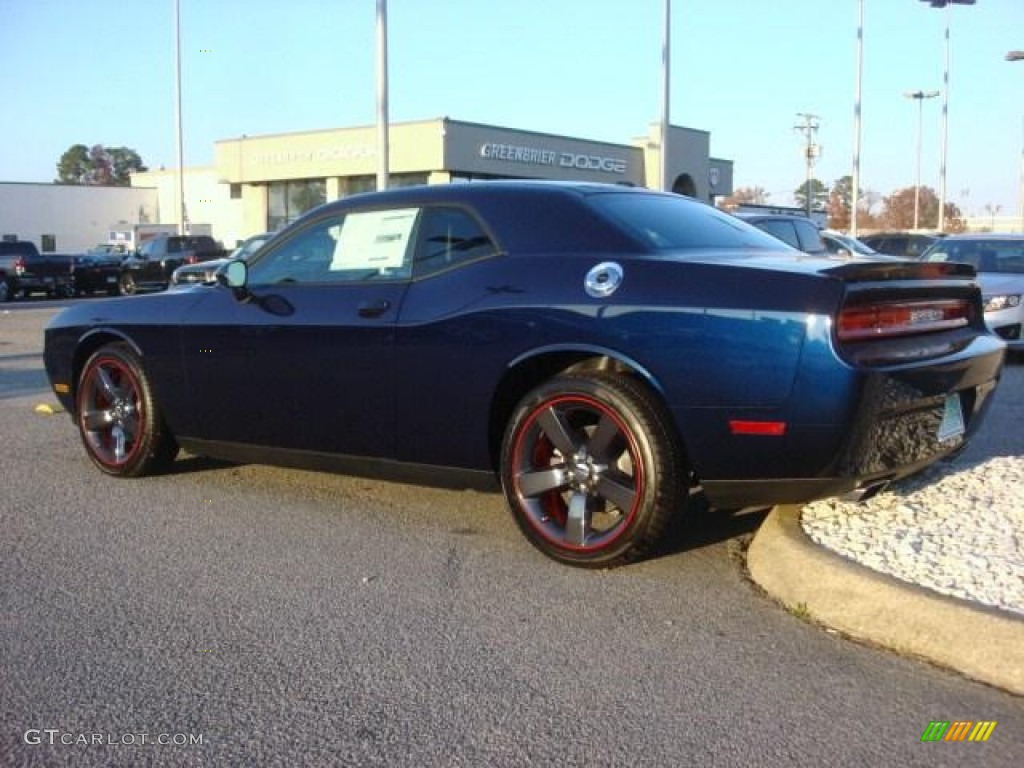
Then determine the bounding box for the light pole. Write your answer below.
[375,0,389,192]
[660,0,671,192]
[173,0,185,235]
[851,0,864,236]
[918,0,976,232]
[794,113,821,217]
[1009,51,1023,232]
[904,90,939,230]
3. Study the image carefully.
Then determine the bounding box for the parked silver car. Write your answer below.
[821,230,897,259]
[921,233,1024,351]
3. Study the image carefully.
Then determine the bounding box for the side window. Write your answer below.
[906,238,928,258]
[757,220,799,250]
[888,238,908,256]
[247,208,418,285]
[139,240,157,258]
[794,220,825,254]
[413,206,496,278]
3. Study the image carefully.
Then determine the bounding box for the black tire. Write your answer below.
[119,273,137,295]
[76,343,178,477]
[500,372,685,567]
[0,279,12,302]
[59,283,76,299]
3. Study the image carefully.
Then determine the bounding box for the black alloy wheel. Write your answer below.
[501,372,685,567]
[76,343,178,477]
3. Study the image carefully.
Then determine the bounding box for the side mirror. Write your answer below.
[218,259,251,302]
[222,259,247,287]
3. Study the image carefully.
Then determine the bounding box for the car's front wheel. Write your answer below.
[119,273,137,295]
[76,343,178,477]
[501,372,685,567]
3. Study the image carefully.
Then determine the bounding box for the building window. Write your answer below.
[41,235,56,252]
[267,179,326,231]
[230,183,242,199]
[343,176,377,196]
[389,173,429,188]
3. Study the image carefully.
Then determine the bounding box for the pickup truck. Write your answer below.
[0,241,80,301]
[119,235,226,294]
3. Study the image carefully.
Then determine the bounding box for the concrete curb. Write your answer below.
[747,504,1024,696]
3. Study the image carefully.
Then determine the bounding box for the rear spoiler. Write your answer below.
[822,260,976,283]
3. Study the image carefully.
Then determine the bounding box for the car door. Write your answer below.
[126,238,164,283]
[179,206,416,458]
[393,205,506,470]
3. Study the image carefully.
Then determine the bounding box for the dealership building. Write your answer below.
[2,117,734,251]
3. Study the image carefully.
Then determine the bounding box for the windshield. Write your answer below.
[232,235,273,261]
[921,239,1024,274]
[589,193,789,253]
[842,235,877,255]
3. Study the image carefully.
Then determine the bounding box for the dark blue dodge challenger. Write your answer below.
[44,182,1005,566]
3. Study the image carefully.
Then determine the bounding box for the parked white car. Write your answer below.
[921,233,1024,351]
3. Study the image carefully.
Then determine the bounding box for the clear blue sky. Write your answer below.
[1,0,1021,217]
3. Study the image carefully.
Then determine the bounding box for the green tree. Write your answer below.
[87,144,112,185]
[107,147,147,185]
[56,144,91,184]
[794,178,828,212]
[55,143,147,186]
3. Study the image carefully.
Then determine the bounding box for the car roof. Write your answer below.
[297,181,712,255]
[861,231,944,239]
[931,233,1023,242]
[332,179,650,205]
[734,212,817,223]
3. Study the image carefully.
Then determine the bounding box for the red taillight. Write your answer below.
[185,255,198,264]
[14,257,25,274]
[837,300,973,341]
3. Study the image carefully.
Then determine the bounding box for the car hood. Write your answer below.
[975,271,1024,294]
[181,257,230,270]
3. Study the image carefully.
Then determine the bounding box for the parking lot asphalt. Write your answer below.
[749,358,1024,696]
[8,299,1022,693]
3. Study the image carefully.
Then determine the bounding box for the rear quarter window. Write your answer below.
[755,220,800,250]
[590,193,784,253]
[794,220,826,254]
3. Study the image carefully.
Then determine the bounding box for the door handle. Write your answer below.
[358,299,391,318]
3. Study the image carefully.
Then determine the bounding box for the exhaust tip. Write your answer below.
[841,479,891,503]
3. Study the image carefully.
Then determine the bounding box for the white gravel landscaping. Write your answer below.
[802,455,1024,616]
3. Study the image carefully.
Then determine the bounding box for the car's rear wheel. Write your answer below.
[0,279,12,302]
[501,372,684,567]
[119,273,137,295]
[76,343,178,477]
